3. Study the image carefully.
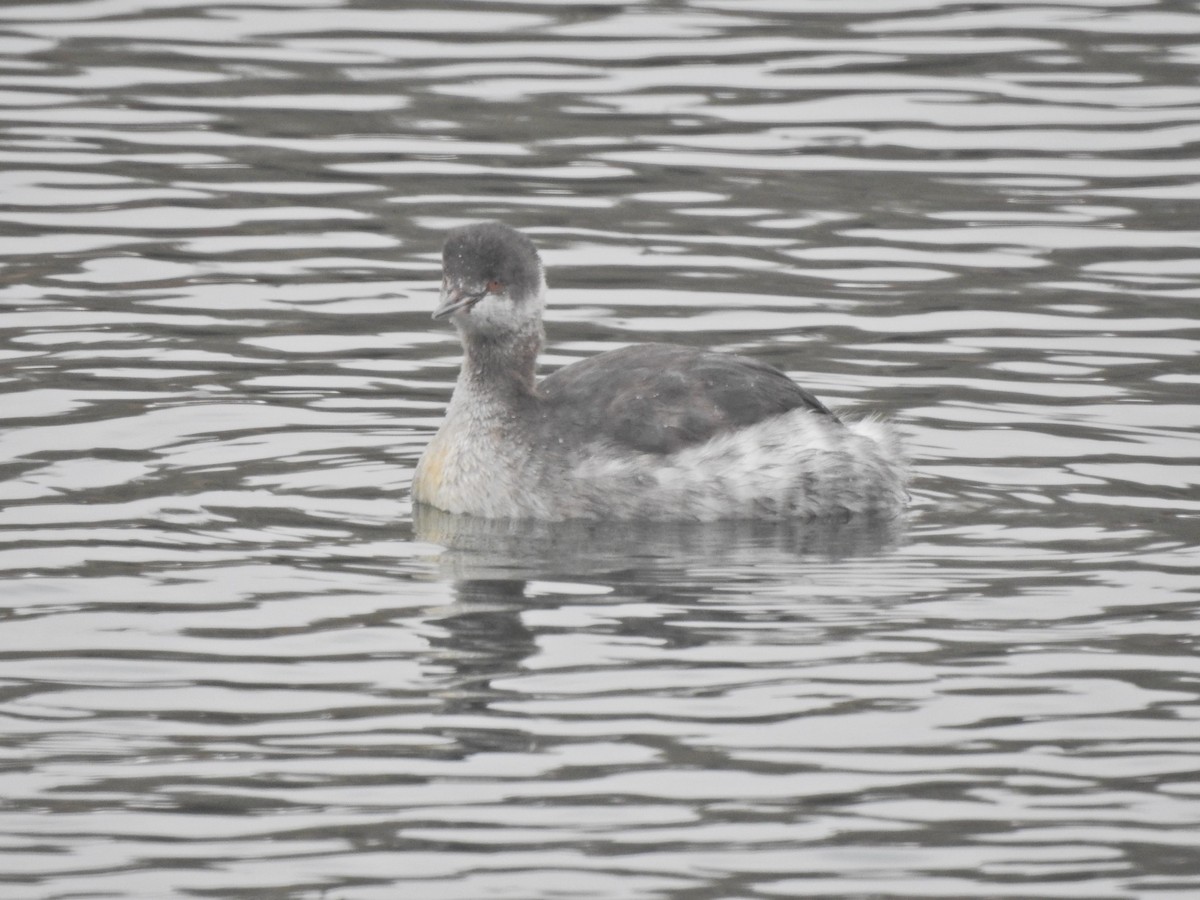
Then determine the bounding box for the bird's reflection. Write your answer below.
[414,502,906,585]
[415,505,906,749]
[423,577,535,723]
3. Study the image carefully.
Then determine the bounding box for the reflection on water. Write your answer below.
[1,0,1199,897]
[415,503,906,582]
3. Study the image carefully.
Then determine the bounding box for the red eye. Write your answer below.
[486,279,503,293]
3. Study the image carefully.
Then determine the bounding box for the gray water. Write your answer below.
[2,1,1199,898]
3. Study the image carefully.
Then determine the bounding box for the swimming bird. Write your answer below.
[413,222,907,521]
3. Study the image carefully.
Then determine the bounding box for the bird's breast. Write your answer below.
[413,435,450,504]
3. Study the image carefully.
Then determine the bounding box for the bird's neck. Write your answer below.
[455,325,543,406]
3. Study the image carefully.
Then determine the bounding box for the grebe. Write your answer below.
[413,222,907,521]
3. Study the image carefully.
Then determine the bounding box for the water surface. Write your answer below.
[1,1,1198,898]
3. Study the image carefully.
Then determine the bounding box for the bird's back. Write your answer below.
[536,343,836,455]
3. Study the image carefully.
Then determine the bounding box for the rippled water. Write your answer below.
[2,1,1199,897]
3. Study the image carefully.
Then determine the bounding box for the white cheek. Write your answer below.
[466,294,512,329]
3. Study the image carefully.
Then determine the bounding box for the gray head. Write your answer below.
[435,222,546,337]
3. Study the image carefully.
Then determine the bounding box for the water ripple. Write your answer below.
[1,1,1198,898]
